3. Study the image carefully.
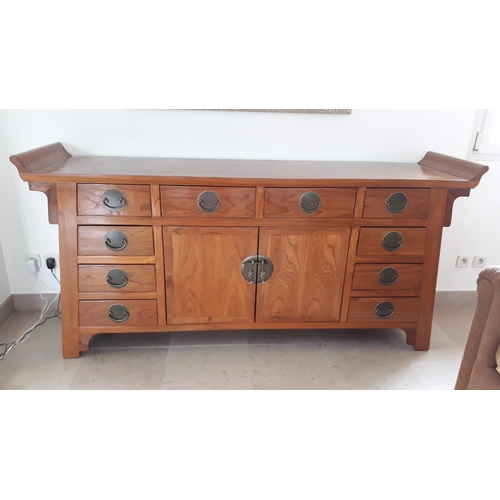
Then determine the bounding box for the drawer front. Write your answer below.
[77,184,152,217]
[351,264,423,290]
[348,297,420,322]
[363,188,430,219]
[357,228,426,256]
[264,188,357,218]
[78,226,154,256]
[161,186,256,218]
[79,300,158,327]
[78,265,157,293]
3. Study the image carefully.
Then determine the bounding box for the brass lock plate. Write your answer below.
[241,255,274,284]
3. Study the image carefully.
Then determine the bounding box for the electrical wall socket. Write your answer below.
[25,254,42,269]
[456,256,471,268]
[43,253,59,269]
[473,256,487,268]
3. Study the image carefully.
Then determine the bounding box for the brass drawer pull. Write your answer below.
[386,192,408,214]
[108,304,130,322]
[299,191,322,214]
[375,301,395,318]
[382,231,403,252]
[102,189,127,211]
[104,230,128,251]
[378,267,399,286]
[198,190,221,213]
[106,269,129,289]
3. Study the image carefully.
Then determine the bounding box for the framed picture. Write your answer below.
[201,109,351,114]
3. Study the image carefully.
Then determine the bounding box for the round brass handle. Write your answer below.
[108,304,130,322]
[375,301,395,318]
[382,231,403,252]
[299,192,322,214]
[106,269,129,289]
[198,191,221,213]
[386,192,408,214]
[378,267,399,286]
[105,230,128,252]
[241,255,274,284]
[102,189,127,211]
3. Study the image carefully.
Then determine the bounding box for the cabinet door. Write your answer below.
[256,227,351,322]
[164,227,258,324]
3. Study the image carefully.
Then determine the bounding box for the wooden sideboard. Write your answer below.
[10,143,488,358]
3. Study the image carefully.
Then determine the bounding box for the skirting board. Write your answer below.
[0,295,15,327]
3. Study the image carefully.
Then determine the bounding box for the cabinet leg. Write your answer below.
[62,325,81,358]
[62,339,81,358]
[412,325,431,351]
[404,328,416,346]
[79,334,94,354]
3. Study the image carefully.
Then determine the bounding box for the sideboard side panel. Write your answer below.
[413,187,448,351]
[57,183,81,358]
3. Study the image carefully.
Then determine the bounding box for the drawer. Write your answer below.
[77,184,152,217]
[78,265,157,293]
[363,188,430,219]
[351,264,423,290]
[78,226,154,256]
[348,297,420,322]
[161,186,256,218]
[79,300,158,327]
[357,228,426,256]
[264,188,357,218]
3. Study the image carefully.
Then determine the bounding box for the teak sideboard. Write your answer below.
[10,143,488,358]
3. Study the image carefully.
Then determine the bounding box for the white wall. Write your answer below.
[0,109,498,293]
[0,241,10,303]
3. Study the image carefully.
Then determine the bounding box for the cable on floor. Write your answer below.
[0,269,61,360]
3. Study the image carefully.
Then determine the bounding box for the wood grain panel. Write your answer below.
[349,289,420,297]
[153,225,167,325]
[363,188,430,219]
[264,188,356,218]
[256,227,350,322]
[78,320,419,337]
[161,186,255,218]
[78,265,156,292]
[79,300,158,327]
[348,297,421,322]
[76,216,430,228]
[351,264,423,290]
[340,227,361,322]
[57,184,80,358]
[77,184,152,216]
[164,227,258,324]
[10,142,71,175]
[12,146,488,188]
[78,226,154,256]
[413,188,448,350]
[29,182,58,224]
[419,151,489,182]
[78,256,156,265]
[357,228,427,256]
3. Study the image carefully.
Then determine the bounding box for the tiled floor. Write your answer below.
[0,292,477,390]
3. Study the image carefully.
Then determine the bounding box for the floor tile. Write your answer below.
[247,343,339,390]
[161,345,253,390]
[69,348,168,390]
[0,313,78,390]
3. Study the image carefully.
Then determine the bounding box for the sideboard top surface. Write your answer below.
[10,143,489,188]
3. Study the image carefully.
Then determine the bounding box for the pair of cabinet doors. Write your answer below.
[164,227,351,325]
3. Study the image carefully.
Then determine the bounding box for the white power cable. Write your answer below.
[0,270,61,360]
